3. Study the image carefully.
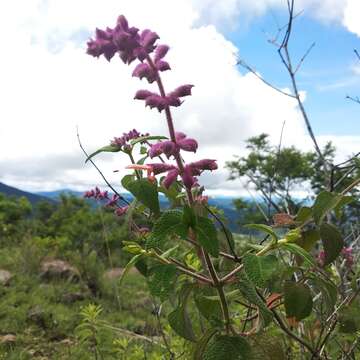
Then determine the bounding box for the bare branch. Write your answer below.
[294,42,316,74]
[237,59,296,98]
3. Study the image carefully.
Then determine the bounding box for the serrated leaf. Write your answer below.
[313,191,344,225]
[168,306,196,342]
[308,275,337,315]
[237,272,273,327]
[281,243,316,267]
[121,174,136,191]
[334,196,353,219]
[195,217,219,257]
[245,224,278,242]
[296,229,320,252]
[85,145,121,163]
[296,206,313,224]
[202,335,252,360]
[183,205,197,228]
[168,283,196,342]
[119,254,143,286]
[130,135,168,146]
[126,178,160,215]
[320,223,344,266]
[147,264,177,301]
[194,287,222,323]
[193,329,218,360]
[243,254,278,288]
[284,281,313,321]
[147,210,188,249]
[249,333,286,360]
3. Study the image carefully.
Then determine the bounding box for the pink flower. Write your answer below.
[115,206,129,216]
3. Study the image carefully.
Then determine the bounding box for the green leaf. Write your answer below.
[284,281,313,321]
[121,174,136,191]
[193,329,218,360]
[237,272,273,327]
[168,284,196,342]
[281,243,316,267]
[194,287,222,323]
[195,217,219,257]
[339,303,360,333]
[284,228,301,243]
[118,254,143,286]
[183,205,197,229]
[126,178,160,215]
[334,196,353,219]
[243,254,278,288]
[308,275,337,315]
[320,223,344,266]
[130,135,168,146]
[147,210,188,249]
[296,229,320,252]
[202,335,252,360]
[313,191,344,225]
[248,333,286,360]
[245,224,278,242]
[296,206,312,224]
[147,264,177,301]
[85,145,121,163]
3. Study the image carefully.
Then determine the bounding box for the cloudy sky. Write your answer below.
[0,0,359,196]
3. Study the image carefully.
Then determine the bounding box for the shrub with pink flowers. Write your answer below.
[84,14,360,359]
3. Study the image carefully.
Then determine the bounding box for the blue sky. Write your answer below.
[228,11,360,136]
[0,0,359,195]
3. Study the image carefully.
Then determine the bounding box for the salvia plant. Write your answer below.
[84,15,360,359]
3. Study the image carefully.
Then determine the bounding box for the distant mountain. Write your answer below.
[37,189,241,231]
[0,182,55,205]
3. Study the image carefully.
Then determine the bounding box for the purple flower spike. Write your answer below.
[149,142,165,158]
[141,29,159,50]
[182,165,197,190]
[132,63,157,83]
[145,95,167,112]
[117,15,129,30]
[190,159,218,171]
[163,168,179,189]
[175,132,187,141]
[166,95,182,107]
[170,84,194,98]
[154,45,170,63]
[178,138,198,153]
[161,141,179,158]
[134,89,154,100]
[149,163,176,175]
[115,206,129,216]
[156,60,171,72]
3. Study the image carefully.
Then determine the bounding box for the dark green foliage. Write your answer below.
[320,223,344,265]
[126,178,160,215]
[242,254,278,288]
[147,210,188,248]
[202,335,251,360]
[147,264,177,301]
[284,281,313,321]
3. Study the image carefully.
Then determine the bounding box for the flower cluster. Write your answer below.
[134,85,194,113]
[83,187,128,216]
[149,132,198,159]
[87,15,159,64]
[317,246,354,268]
[111,129,149,151]
[87,15,218,192]
[127,159,217,190]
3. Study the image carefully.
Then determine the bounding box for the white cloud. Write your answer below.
[0,0,359,195]
[343,0,360,37]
